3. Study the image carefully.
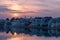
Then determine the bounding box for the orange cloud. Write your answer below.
[7,4,40,12]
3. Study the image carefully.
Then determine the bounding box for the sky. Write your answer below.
[0,0,60,18]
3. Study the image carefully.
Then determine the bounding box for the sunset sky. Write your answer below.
[0,0,60,18]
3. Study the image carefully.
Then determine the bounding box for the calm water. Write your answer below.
[0,32,60,40]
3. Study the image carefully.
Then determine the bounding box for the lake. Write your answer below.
[0,32,60,40]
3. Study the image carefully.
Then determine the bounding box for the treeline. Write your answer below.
[0,17,60,37]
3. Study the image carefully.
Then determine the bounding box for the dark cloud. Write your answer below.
[0,6,9,12]
[0,6,18,12]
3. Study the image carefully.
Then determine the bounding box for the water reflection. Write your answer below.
[7,36,23,40]
[14,32,17,35]
[0,32,60,40]
[7,33,60,40]
[7,33,42,40]
[7,33,24,40]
